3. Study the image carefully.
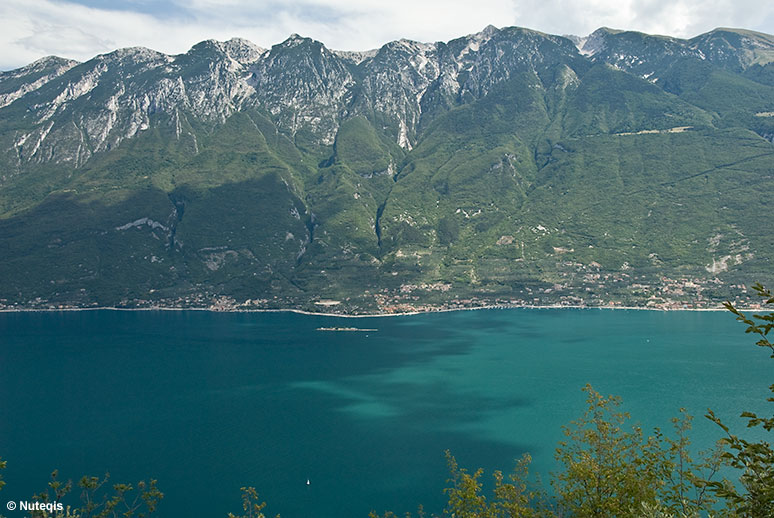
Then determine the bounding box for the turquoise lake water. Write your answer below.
[0,309,771,517]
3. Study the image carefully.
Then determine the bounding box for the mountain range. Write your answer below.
[1,25,773,312]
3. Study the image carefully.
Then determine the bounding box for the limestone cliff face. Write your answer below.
[0,26,599,171]
[3,25,772,171]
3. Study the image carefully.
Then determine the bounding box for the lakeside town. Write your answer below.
[0,272,765,314]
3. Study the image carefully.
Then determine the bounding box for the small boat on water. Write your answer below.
[316,327,377,332]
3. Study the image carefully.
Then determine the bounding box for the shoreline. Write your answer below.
[0,302,760,318]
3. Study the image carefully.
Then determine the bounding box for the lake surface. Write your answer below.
[0,309,770,517]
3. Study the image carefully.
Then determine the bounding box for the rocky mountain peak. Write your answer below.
[218,37,266,65]
[0,55,80,109]
[579,28,613,56]
[689,28,774,69]
[5,55,80,75]
[481,24,499,35]
[100,46,169,62]
[280,33,312,47]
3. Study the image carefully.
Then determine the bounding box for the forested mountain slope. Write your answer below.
[1,26,772,312]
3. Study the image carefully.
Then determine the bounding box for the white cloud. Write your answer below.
[508,0,774,38]
[1,0,210,68]
[1,0,773,70]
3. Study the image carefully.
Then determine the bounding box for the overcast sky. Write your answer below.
[2,0,773,71]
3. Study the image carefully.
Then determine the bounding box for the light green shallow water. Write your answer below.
[0,308,770,517]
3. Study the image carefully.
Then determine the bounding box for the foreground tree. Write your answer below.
[704,283,774,517]
[0,457,5,518]
[443,451,553,518]
[552,385,666,517]
[371,390,718,518]
[227,487,278,518]
[16,469,162,518]
[552,387,720,518]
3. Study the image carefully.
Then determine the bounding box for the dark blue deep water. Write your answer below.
[0,309,770,517]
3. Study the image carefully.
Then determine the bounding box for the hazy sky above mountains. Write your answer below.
[2,0,773,70]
